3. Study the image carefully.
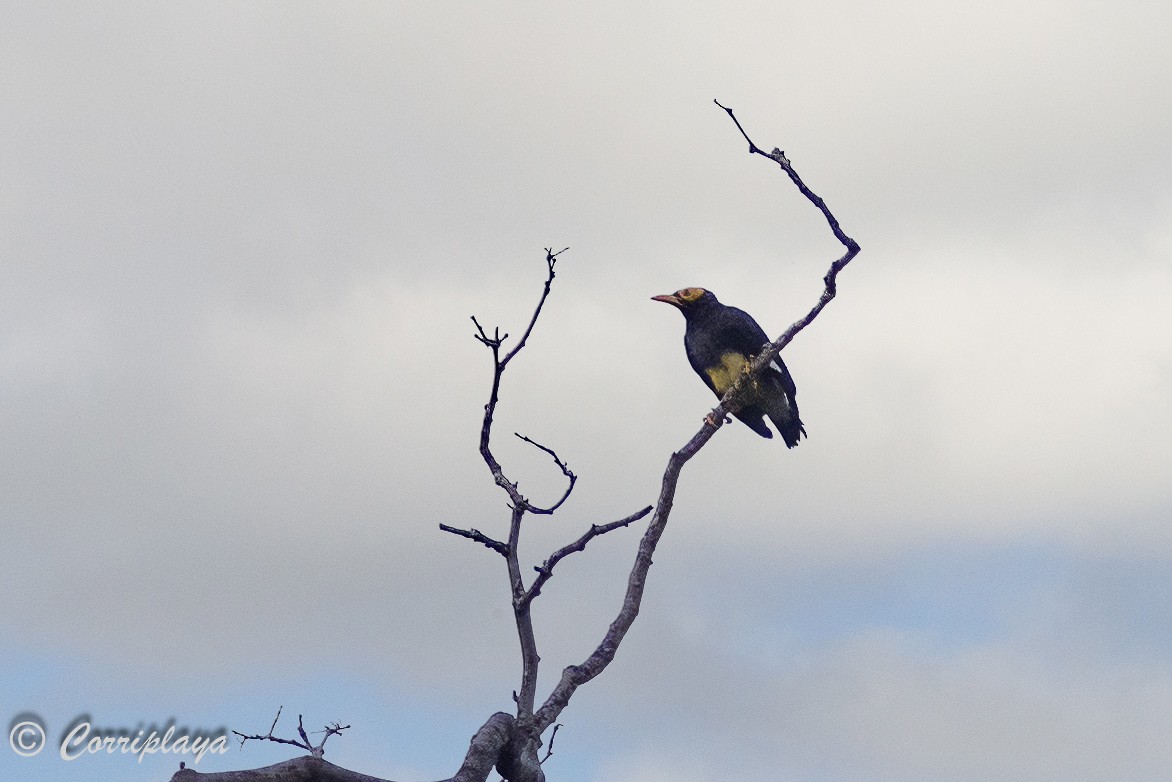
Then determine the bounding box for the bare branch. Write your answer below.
[176,713,516,782]
[713,98,764,155]
[460,249,578,779]
[265,707,284,739]
[523,505,653,606]
[439,524,510,557]
[500,247,568,368]
[232,708,350,760]
[715,100,857,258]
[172,757,392,782]
[540,723,562,764]
[470,249,570,513]
[513,433,576,514]
[505,503,541,723]
[470,317,506,349]
[297,717,313,752]
[318,725,349,753]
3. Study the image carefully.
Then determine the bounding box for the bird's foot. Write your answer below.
[704,413,733,428]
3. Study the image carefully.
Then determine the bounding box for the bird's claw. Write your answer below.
[703,413,733,428]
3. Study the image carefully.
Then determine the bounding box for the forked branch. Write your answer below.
[524,505,654,605]
[468,248,574,514]
[513,433,576,514]
[451,246,651,782]
[231,707,350,759]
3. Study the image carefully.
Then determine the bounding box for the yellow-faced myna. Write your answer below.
[652,287,806,447]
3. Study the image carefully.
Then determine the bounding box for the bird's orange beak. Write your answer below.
[651,293,682,308]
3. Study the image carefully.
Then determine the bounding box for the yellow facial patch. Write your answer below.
[705,351,752,395]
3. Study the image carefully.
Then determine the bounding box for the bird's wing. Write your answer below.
[722,307,798,398]
[766,354,798,399]
[683,338,721,396]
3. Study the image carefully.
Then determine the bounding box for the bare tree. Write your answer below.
[169,102,860,782]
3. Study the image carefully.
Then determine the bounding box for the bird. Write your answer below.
[652,287,806,447]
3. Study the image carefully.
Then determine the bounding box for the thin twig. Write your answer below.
[713,99,765,155]
[438,524,510,556]
[296,716,312,751]
[266,706,283,737]
[471,317,506,349]
[714,99,858,267]
[500,248,569,368]
[540,723,562,764]
[232,708,350,759]
[514,432,577,514]
[523,505,653,605]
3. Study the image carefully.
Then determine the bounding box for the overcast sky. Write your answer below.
[3,2,1171,781]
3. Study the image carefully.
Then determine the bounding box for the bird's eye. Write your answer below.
[679,288,703,302]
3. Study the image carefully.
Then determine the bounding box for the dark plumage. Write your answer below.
[652,287,806,447]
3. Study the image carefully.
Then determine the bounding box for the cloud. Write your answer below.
[563,540,1172,781]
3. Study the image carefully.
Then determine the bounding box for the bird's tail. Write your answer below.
[766,399,806,449]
